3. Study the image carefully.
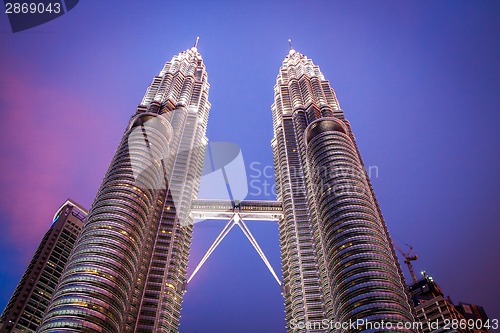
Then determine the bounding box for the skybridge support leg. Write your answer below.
[236,215,281,285]
[187,216,236,283]
[186,213,282,287]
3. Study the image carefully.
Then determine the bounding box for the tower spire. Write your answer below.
[194,36,199,49]
[288,38,293,50]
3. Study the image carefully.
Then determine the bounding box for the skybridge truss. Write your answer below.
[186,200,283,288]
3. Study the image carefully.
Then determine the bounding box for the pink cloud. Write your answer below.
[0,65,120,259]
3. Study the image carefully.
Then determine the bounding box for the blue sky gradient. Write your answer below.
[0,1,499,332]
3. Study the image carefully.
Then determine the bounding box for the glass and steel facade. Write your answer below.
[272,49,416,332]
[37,46,210,333]
[0,199,86,333]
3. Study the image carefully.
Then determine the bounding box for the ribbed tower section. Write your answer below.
[38,46,210,333]
[272,48,416,332]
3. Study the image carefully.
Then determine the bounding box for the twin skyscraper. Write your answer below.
[6,43,417,332]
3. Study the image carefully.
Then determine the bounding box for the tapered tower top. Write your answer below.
[272,44,343,123]
[139,43,210,112]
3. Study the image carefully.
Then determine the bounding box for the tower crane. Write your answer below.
[394,242,418,283]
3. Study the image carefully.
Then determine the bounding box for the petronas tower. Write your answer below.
[272,47,416,332]
[30,43,417,333]
[38,44,210,332]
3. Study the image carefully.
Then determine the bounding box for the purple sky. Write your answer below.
[1,1,499,332]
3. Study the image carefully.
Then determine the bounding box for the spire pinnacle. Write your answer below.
[194,36,199,49]
[288,39,296,55]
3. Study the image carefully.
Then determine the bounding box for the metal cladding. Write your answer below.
[37,46,210,333]
[272,49,416,331]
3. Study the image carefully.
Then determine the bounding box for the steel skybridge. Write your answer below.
[186,199,283,288]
